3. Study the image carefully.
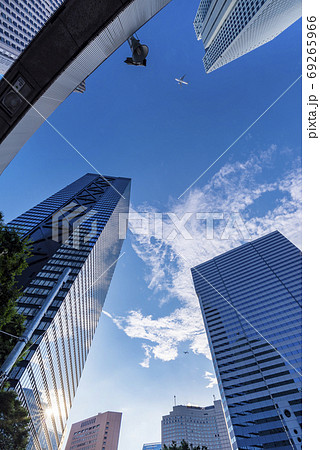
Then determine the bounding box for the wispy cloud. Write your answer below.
[110,148,301,368]
[140,344,154,368]
[204,371,218,388]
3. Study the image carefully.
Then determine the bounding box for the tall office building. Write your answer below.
[3,173,130,449]
[0,0,64,73]
[161,401,231,449]
[192,231,302,449]
[64,411,122,450]
[194,0,302,73]
[142,443,162,450]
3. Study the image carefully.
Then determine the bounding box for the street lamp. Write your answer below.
[124,35,149,66]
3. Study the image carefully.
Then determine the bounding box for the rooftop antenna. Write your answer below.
[174,395,177,407]
[213,394,216,404]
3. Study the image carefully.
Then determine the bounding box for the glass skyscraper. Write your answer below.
[194,0,301,73]
[0,0,64,74]
[191,231,302,449]
[5,173,130,450]
[161,401,232,449]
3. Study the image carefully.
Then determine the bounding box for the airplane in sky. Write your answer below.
[175,74,188,87]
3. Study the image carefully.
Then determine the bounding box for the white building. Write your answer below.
[0,0,64,74]
[161,401,232,449]
[194,0,301,73]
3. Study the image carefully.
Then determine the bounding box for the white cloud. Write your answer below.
[140,344,153,368]
[113,308,205,364]
[111,148,302,368]
[204,371,218,389]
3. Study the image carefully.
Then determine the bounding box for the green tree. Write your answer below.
[0,388,30,450]
[0,212,30,365]
[0,212,31,449]
[163,440,208,450]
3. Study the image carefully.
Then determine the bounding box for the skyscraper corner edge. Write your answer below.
[3,173,131,449]
[191,229,302,449]
[194,0,302,74]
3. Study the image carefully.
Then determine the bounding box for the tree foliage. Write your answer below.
[0,388,30,450]
[0,211,31,365]
[0,213,31,449]
[163,440,208,450]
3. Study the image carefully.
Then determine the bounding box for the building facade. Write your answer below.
[0,0,64,73]
[64,411,122,450]
[4,173,130,450]
[161,401,231,449]
[0,0,85,91]
[0,0,172,175]
[142,444,162,450]
[191,231,302,449]
[194,0,302,73]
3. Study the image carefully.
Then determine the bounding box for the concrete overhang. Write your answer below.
[0,0,171,174]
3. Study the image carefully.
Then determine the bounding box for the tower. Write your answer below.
[194,0,301,73]
[191,231,302,449]
[2,173,130,449]
[161,401,231,449]
[0,0,64,74]
[64,411,122,450]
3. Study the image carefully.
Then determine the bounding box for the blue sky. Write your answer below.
[0,0,302,448]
